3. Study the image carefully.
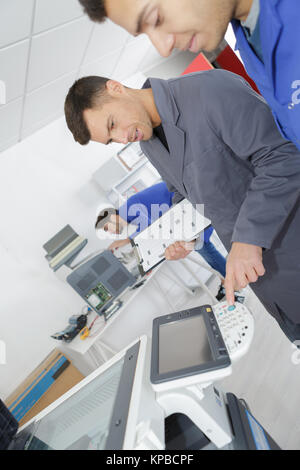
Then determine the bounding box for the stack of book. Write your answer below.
[43,225,87,272]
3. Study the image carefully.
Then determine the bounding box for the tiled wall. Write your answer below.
[0,0,170,152]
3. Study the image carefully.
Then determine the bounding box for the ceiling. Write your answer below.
[0,0,173,153]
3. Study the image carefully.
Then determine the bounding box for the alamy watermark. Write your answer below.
[0,340,6,365]
[291,80,300,105]
[96,201,207,244]
[0,80,6,105]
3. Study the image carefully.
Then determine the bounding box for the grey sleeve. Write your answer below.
[204,71,300,249]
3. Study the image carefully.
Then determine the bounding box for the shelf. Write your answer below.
[107,159,161,207]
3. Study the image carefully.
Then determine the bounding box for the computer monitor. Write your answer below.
[13,336,164,450]
[67,250,136,315]
[14,336,164,451]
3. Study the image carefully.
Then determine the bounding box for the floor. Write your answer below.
[173,273,300,450]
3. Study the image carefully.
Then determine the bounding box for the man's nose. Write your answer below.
[147,30,175,57]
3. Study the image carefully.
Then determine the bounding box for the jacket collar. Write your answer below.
[144,78,187,197]
[148,77,180,126]
[148,77,185,163]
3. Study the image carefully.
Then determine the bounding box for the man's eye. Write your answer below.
[155,16,162,27]
[107,120,114,145]
[146,9,162,29]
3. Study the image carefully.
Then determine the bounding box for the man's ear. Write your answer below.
[106,80,125,98]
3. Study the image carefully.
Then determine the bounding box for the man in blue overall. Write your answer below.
[79,0,300,150]
[95,181,227,298]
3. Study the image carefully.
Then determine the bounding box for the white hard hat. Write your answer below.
[95,202,120,240]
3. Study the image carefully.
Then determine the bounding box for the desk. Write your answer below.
[63,265,161,358]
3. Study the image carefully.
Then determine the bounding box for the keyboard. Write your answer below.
[212,301,254,361]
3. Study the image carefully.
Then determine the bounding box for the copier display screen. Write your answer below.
[158,315,213,374]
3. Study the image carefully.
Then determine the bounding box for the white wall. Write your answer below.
[0,0,180,152]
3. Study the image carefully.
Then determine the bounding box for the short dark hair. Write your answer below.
[95,207,119,229]
[78,0,107,22]
[64,76,110,145]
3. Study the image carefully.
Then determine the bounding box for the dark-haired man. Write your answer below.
[78,0,300,150]
[64,69,300,344]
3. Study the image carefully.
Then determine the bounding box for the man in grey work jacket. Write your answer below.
[64,70,300,344]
